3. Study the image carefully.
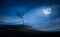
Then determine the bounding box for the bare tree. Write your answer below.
[16,12,24,29]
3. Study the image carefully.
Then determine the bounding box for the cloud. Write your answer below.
[24,7,60,31]
[0,16,23,24]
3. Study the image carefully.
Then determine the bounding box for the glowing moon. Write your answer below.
[43,8,52,15]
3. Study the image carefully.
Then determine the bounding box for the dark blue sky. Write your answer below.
[0,0,60,16]
[0,0,60,31]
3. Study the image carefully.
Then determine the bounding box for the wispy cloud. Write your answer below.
[0,16,23,24]
[24,7,60,31]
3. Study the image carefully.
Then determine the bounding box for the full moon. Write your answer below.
[43,7,52,15]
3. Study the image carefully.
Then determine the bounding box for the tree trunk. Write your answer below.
[22,18,25,29]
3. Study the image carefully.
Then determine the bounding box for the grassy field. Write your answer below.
[0,24,45,32]
[0,24,59,33]
[0,24,60,37]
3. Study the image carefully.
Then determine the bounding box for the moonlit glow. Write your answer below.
[43,7,52,15]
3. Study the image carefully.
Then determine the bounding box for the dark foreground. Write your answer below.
[0,24,60,37]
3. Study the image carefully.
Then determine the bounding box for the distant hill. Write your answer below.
[0,24,60,33]
[0,24,31,29]
[0,24,45,32]
[0,24,60,37]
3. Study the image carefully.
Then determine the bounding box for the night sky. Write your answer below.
[0,0,60,31]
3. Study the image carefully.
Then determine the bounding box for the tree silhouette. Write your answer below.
[16,12,24,29]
